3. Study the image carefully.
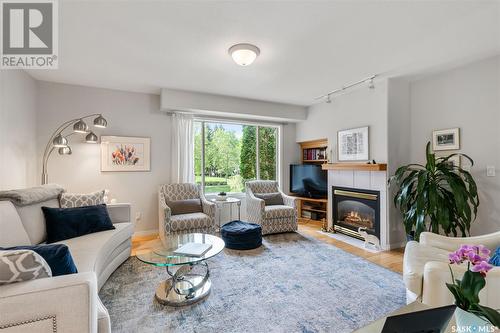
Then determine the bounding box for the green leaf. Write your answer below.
[472,304,500,328]
[459,271,485,305]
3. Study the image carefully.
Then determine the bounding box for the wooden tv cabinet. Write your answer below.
[293,196,329,231]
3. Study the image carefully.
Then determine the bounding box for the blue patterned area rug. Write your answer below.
[100,232,406,333]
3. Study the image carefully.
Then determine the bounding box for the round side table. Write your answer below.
[209,197,242,228]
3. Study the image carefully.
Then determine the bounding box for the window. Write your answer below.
[194,120,278,193]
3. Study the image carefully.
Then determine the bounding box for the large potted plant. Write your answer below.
[447,244,500,329]
[390,142,479,241]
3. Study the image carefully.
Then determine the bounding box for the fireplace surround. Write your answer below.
[332,186,380,240]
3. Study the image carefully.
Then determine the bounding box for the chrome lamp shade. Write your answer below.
[85,132,98,143]
[73,119,89,133]
[93,115,108,128]
[52,134,68,147]
[58,146,72,155]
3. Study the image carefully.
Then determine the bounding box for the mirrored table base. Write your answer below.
[155,261,211,306]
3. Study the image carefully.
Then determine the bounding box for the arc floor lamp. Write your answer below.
[41,114,109,185]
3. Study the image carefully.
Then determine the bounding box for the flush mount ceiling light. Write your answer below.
[228,43,260,66]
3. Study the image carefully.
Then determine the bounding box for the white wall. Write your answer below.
[410,56,500,235]
[387,78,411,246]
[281,122,300,193]
[0,70,38,190]
[296,80,388,162]
[36,81,170,234]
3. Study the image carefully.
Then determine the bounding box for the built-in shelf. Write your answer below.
[322,163,387,171]
[291,196,328,203]
[299,138,328,163]
[301,207,327,213]
[302,159,328,163]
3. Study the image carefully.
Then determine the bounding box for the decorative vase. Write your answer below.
[216,194,227,201]
[454,307,491,332]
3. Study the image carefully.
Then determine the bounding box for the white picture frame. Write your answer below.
[432,128,460,151]
[101,136,151,172]
[337,126,369,161]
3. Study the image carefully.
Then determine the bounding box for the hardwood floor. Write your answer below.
[131,220,404,273]
[298,220,404,273]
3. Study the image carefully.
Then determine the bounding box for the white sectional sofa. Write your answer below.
[0,195,133,333]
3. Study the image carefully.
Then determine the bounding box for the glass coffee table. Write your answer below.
[136,233,225,306]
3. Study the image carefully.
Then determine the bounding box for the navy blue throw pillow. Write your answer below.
[1,244,78,276]
[42,204,115,243]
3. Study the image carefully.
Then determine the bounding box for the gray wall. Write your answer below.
[0,70,38,190]
[296,80,388,162]
[410,56,500,235]
[36,81,171,234]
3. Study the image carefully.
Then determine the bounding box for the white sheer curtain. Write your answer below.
[170,113,195,183]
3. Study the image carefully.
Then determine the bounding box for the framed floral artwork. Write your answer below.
[101,136,150,171]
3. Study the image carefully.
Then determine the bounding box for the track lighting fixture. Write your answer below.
[367,78,375,89]
[315,74,378,104]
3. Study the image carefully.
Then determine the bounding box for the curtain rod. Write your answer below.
[165,111,285,127]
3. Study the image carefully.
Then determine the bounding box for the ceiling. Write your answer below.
[27,1,500,106]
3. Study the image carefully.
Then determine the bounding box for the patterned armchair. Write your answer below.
[158,183,216,240]
[245,180,297,235]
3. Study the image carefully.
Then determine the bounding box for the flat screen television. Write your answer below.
[290,164,327,198]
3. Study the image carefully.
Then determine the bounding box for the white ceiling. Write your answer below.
[27,0,500,105]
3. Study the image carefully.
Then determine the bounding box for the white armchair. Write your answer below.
[403,231,500,308]
[245,180,297,235]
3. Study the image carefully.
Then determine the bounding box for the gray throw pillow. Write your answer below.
[60,190,105,208]
[254,192,284,206]
[167,199,203,215]
[0,250,52,285]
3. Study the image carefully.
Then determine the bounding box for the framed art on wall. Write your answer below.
[101,136,151,171]
[337,126,369,161]
[432,128,460,151]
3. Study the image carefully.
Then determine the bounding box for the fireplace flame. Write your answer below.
[343,211,373,228]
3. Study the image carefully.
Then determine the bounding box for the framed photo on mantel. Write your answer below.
[101,136,151,172]
[337,126,369,161]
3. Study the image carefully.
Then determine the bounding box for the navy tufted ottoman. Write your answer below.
[220,220,262,250]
